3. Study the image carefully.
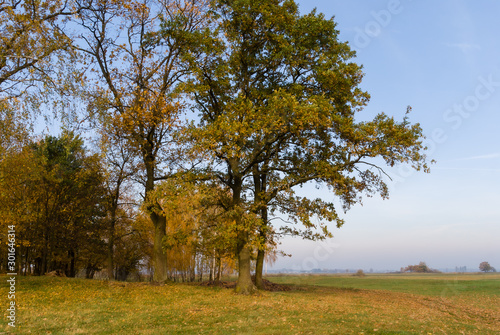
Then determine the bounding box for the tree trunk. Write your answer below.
[144,142,169,283]
[23,246,29,275]
[253,166,268,290]
[107,237,114,280]
[41,228,49,275]
[107,196,118,280]
[255,205,268,289]
[255,248,265,289]
[230,175,256,294]
[209,253,214,281]
[190,258,196,282]
[215,256,221,282]
[235,231,256,294]
[69,249,76,277]
[152,212,168,282]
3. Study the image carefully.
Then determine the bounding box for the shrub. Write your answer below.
[353,269,366,277]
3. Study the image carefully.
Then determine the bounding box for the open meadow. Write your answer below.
[1,273,499,334]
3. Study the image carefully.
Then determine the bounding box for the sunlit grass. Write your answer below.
[0,273,498,334]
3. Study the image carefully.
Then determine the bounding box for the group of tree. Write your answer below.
[0,130,139,278]
[401,262,440,273]
[479,261,496,273]
[0,0,431,293]
[0,130,239,281]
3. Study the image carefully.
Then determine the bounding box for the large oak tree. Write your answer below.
[187,0,430,293]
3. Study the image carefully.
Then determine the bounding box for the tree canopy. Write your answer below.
[479,261,496,273]
[0,0,79,97]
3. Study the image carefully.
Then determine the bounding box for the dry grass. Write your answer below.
[1,274,499,334]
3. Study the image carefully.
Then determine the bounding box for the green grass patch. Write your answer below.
[268,272,500,297]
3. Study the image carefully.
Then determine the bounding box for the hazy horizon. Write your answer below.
[270,0,500,272]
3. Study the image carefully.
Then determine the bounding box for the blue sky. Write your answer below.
[272,0,500,271]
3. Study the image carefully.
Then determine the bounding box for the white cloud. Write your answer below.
[446,42,481,52]
[448,153,500,162]
[434,167,500,172]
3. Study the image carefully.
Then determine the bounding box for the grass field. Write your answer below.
[1,273,499,334]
